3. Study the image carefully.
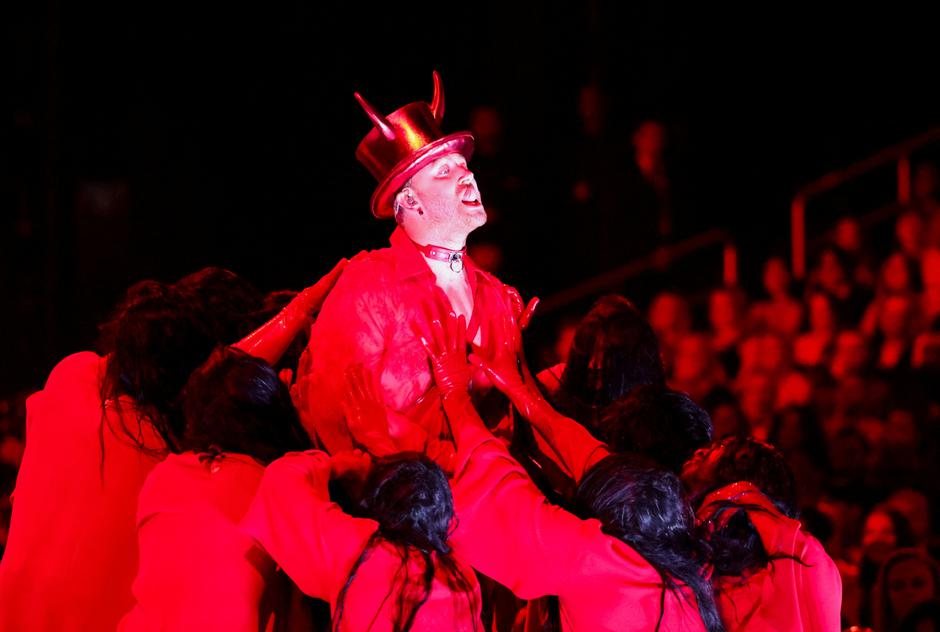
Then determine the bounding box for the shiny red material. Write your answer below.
[698,482,842,632]
[0,352,165,632]
[293,226,517,455]
[354,73,474,218]
[119,452,292,631]
[476,356,609,484]
[241,451,482,631]
[444,397,709,632]
[234,259,347,365]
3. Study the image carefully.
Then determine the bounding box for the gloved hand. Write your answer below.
[504,286,540,333]
[414,312,471,400]
[340,363,398,457]
[294,258,348,316]
[234,258,347,364]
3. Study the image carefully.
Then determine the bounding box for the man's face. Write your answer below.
[409,152,486,233]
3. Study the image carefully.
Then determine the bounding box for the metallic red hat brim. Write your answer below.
[370,132,475,219]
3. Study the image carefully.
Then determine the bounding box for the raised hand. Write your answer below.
[295,258,348,316]
[340,364,397,457]
[504,287,540,333]
[413,298,471,400]
[234,258,348,364]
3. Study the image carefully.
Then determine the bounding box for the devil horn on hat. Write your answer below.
[430,71,445,122]
[354,92,396,141]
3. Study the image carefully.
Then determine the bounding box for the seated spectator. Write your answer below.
[749,257,805,339]
[671,332,727,403]
[874,549,939,632]
[795,292,839,369]
[648,291,692,374]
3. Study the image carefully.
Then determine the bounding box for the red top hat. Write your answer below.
[354,72,475,219]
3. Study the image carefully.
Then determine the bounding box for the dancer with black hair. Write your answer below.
[119,347,312,631]
[416,309,724,631]
[0,260,344,632]
[240,366,481,632]
[0,280,216,631]
[539,294,666,436]
[681,437,842,631]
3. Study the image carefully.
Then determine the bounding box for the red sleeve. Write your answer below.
[527,410,610,484]
[240,451,378,603]
[745,496,843,632]
[795,534,843,632]
[445,399,596,600]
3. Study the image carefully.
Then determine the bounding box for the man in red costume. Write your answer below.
[293,72,533,456]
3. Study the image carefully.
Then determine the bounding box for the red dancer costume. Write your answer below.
[119,453,286,632]
[442,395,708,631]
[697,482,842,632]
[410,314,708,630]
[0,352,164,632]
[241,451,482,631]
[0,265,341,632]
[119,268,345,631]
[293,73,528,455]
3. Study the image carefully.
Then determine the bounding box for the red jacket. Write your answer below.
[698,483,842,632]
[241,451,482,632]
[446,400,708,632]
[120,453,294,632]
[294,227,517,454]
[0,352,165,632]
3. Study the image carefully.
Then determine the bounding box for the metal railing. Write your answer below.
[790,127,940,279]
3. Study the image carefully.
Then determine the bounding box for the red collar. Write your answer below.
[413,242,467,273]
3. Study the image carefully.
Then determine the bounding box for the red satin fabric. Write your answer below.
[0,352,165,632]
[119,453,291,631]
[295,226,517,454]
[448,419,708,632]
[240,451,482,632]
[698,483,842,632]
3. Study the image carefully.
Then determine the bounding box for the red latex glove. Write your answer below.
[294,258,348,316]
[340,364,398,457]
[470,306,546,422]
[235,258,347,364]
[413,312,470,399]
[504,287,540,333]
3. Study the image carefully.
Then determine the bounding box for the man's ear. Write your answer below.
[396,187,422,217]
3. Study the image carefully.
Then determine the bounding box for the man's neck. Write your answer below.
[406,228,468,251]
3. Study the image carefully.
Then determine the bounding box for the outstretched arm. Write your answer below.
[240,450,377,603]
[414,309,595,599]
[470,306,610,483]
[234,259,347,364]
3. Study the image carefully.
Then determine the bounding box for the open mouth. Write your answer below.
[461,198,482,207]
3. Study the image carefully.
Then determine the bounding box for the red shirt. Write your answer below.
[294,227,517,454]
[241,451,482,632]
[120,452,291,632]
[0,352,165,632]
[698,483,842,632]
[446,400,708,632]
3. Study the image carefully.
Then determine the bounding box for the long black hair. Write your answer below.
[97,280,217,453]
[174,266,263,344]
[180,347,311,465]
[333,455,479,632]
[555,295,665,435]
[575,454,725,632]
[682,436,801,578]
[601,384,714,473]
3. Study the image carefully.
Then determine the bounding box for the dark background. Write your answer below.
[6,0,939,391]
